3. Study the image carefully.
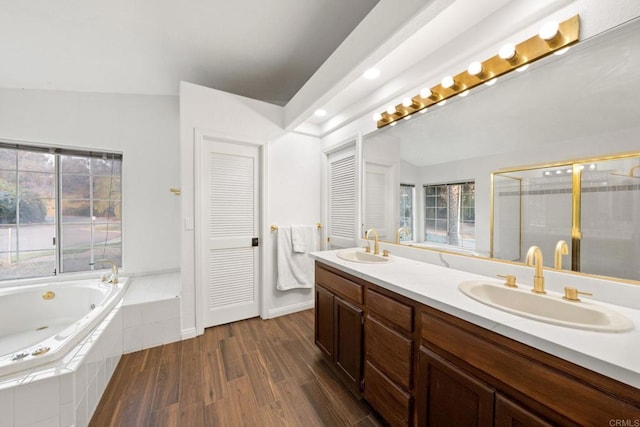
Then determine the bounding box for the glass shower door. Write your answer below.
[579,158,640,280]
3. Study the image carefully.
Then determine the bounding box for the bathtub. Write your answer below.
[0,278,128,378]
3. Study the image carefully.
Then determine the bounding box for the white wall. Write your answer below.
[0,88,180,274]
[265,132,322,317]
[179,82,322,336]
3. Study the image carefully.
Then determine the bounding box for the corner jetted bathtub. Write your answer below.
[0,278,128,378]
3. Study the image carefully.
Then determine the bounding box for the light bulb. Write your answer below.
[419,109,427,114]
[467,61,483,76]
[373,112,382,121]
[499,43,516,60]
[402,97,412,108]
[389,121,397,126]
[554,47,570,56]
[441,76,455,89]
[419,88,432,98]
[363,67,380,80]
[539,21,559,41]
[437,100,447,106]
[314,109,327,117]
[403,115,412,120]
[386,105,396,115]
[484,78,497,86]
[459,90,470,97]
[516,64,529,73]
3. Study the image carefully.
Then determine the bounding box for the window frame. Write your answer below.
[0,141,122,280]
[423,181,475,249]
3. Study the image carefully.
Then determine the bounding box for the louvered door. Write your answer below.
[363,162,391,241]
[201,140,260,327]
[327,145,357,249]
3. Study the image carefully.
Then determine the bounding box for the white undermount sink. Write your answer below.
[458,280,633,332]
[336,249,392,263]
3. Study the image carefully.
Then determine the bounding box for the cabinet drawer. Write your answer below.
[366,315,413,390]
[364,360,412,427]
[366,288,413,332]
[316,265,363,304]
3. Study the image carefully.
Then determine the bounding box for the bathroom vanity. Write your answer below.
[311,250,640,426]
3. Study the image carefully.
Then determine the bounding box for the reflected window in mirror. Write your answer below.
[425,182,475,249]
[399,184,414,242]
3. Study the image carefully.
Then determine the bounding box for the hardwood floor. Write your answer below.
[90,309,383,427]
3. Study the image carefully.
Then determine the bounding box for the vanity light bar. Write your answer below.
[375,14,580,128]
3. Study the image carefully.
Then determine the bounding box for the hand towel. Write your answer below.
[291,224,307,253]
[276,226,319,291]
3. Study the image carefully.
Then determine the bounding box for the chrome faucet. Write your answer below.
[554,240,568,269]
[365,228,380,255]
[525,246,545,294]
[396,227,409,244]
[91,259,119,284]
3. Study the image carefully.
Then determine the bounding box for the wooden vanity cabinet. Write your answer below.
[314,261,640,426]
[363,287,416,426]
[418,306,640,426]
[314,262,364,394]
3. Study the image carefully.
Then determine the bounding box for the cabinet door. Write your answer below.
[418,347,494,427]
[334,296,363,392]
[495,394,553,427]
[315,285,334,357]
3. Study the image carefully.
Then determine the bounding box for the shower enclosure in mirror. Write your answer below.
[491,153,640,281]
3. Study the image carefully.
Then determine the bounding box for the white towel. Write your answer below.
[276,226,319,291]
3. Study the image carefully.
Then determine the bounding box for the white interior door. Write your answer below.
[199,139,260,327]
[327,144,357,249]
[363,162,392,241]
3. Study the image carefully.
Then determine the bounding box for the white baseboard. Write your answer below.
[181,327,198,339]
[266,300,314,319]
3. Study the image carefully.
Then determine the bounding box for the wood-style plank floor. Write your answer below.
[90,309,383,427]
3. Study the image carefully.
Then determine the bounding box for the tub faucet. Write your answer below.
[365,228,380,255]
[91,259,119,284]
[525,246,545,294]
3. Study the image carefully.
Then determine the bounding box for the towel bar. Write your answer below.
[270,223,322,232]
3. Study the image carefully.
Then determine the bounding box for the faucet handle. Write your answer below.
[497,274,517,288]
[563,287,592,302]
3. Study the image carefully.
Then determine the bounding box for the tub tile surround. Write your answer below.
[311,248,640,388]
[0,305,122,427]
[0,271,181,426]
[121,271,182,353]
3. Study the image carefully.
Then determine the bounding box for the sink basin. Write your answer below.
[336,249,392,263]
[458,280,633,332]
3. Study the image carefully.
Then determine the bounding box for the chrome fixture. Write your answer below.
[365,228,380,255]
[91,259,119,284]
[396,227,409,244]
[554,240,568,269]
[525,246,545,294]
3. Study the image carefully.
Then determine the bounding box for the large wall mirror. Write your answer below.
[361,16,640,283]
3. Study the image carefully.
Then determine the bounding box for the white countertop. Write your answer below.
[311,249,640,389]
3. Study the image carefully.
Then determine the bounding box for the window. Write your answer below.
[424,181,475,249]
[399,184,414,241]
[0,143,122,280]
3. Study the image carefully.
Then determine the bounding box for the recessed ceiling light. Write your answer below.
[363,67,380,80]
[314,109,327,117]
